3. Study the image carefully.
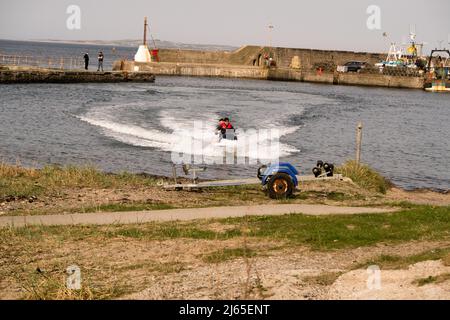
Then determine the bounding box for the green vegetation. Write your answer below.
[2,205,449,251]
[117,261,185,274]
[296,190,366,202]
[302,272,343,286]
[336,160,391,194]
[7,202,176,217]
[202,248,256,263]
[0,163,157,201]
[225,205,450,250]
[443,253,450,266]
[78,203,174,213]
[413,273,450,287]
[355,247,450,270]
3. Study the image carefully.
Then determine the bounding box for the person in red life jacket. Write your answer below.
[220,118,235,139]
[224,118,234,129]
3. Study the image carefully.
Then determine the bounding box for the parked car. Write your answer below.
[343,61,368,72]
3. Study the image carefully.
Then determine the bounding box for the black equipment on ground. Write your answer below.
[312,160,334,178]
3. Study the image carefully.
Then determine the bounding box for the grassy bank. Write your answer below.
[0,162,448,218]
[1,205,449,299]
[0,162,392,216]
[2,205,449,250]
[0,163,158,201]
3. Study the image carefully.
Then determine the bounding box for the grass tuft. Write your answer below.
[355,247,450,270]
[413,273,450,287]
[202,248,256,263]
[302,272,343,286]
[336,160,391,194]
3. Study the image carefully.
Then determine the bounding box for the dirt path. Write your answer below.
[0,204,395,227]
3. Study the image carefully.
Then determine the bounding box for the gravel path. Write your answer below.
[0,204,396,227]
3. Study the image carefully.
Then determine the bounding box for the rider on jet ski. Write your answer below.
[216,118,236,140]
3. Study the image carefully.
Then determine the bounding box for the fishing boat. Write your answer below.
[424,80,450,92]
[424,49,450,93]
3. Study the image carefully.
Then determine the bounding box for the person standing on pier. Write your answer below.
[83,52,89,70]
[97,51,104,72]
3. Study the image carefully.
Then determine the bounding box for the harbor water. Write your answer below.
[0,40,449,191]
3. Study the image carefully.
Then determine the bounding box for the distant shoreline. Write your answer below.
[0,38,239,52]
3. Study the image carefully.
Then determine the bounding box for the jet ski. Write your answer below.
[219,128,238,142]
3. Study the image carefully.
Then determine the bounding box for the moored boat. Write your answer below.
[424,49,450,92]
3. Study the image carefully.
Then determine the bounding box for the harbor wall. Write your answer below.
[115,61,424,89]
[115,60,268,79]
[0,67,155,84]
[156,45,386,69]
[336,72,424,88]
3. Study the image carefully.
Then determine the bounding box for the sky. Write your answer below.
[1,0,449,53]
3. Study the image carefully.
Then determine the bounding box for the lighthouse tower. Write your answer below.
[134,17,151,63]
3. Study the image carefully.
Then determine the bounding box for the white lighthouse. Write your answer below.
[134,17,151,63]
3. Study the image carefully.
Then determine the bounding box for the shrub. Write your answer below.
[336,160,391,194]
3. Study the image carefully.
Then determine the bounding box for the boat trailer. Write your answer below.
[163,162,349,199]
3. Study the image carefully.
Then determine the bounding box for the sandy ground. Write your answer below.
[1,232,448,300]
[386,187,450,206]
[121,241,450,300]
[327,260,450,300]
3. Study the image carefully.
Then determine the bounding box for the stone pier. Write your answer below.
[0,66,155,84]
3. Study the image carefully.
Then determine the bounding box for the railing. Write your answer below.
[0,54,85,70]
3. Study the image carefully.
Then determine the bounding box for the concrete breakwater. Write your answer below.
[267,68,424,89]
[154,45,386,70]
[114,60,424,89]
[113,45,425,89]
[0,66,155,84]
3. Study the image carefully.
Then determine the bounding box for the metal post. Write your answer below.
[268,24,274,48]
[356,122,363,165]
[143,17,148,46]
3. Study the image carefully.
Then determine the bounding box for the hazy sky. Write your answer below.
[1,0,449,53]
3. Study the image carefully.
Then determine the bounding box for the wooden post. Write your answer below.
[356,122,363,165]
